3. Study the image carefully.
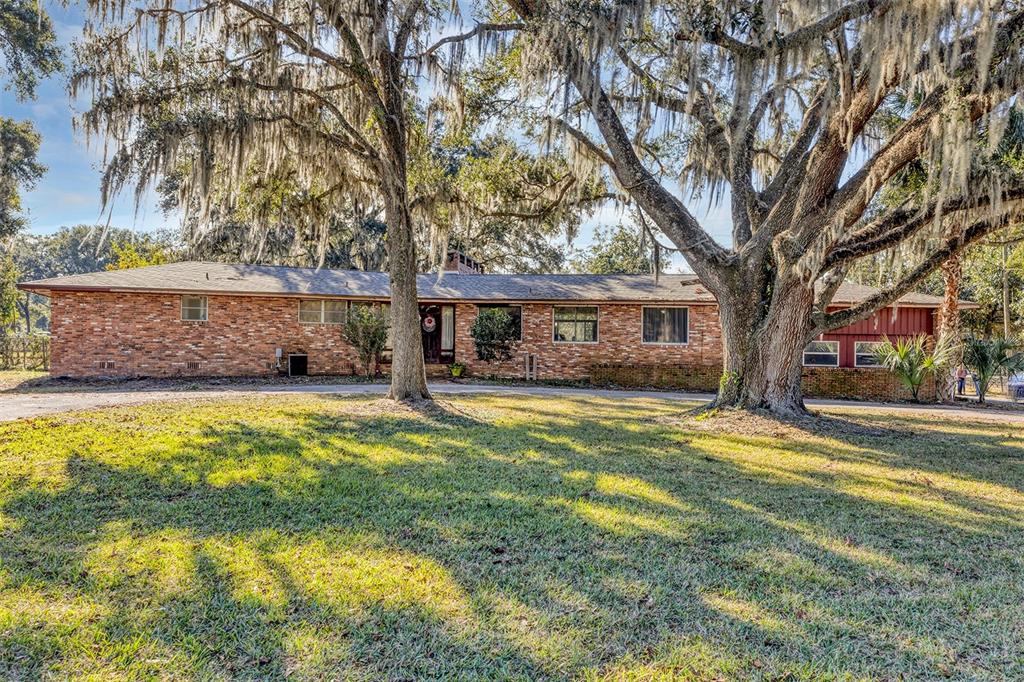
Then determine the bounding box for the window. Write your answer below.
[181,295,208,321]
[803,340,839,367]
[478,304,523,340]
[553,306,598,343]
[298,299,347,324]
[441,305,454,351]
[642,307,689,344]
[854,341,884,367]
[324,301,347,324]
[298,300,323,323]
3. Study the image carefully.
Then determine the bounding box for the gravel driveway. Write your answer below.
[3,382,1023,423]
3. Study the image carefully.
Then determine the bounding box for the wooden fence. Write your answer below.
[0,335,51,370]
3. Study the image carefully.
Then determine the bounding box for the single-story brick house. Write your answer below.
[19,254,970,400]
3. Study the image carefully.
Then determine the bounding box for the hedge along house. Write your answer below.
[19,254,971,400]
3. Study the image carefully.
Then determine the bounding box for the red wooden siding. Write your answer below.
[817,306,936,367]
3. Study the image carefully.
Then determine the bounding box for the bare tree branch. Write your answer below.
[820,214,1017,331]
[408,22,524,60]
[675,0,893,58]
[823,189,1024,270]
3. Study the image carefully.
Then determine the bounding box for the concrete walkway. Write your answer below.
[3,381,1023,423]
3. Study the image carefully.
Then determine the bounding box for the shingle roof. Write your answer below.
[18,261,715,303]
[19,260,957,307]
[826,280,950,307]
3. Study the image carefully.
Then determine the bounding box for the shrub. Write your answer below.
[342,305,390,377]
[872,335,953,402]
[962,336,1024,404]
[470,308,518,362]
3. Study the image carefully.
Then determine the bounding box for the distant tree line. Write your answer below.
[2,226,184,335]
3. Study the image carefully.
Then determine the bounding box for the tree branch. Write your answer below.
[240,79,379,160]
[828,8,1024,230]
[394,0,427,58]
[507,0,731,281]
[820,213,1015,331]
[223,0,374,99]
[773,0,892,54]
[549,117,614,166]
[674,0,892,58]
[408,22,524,60]
[567,59,731,272]
[823,189,1024,270]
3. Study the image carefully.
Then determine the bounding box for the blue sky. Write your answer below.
[10,1,732,271]
[7,3,169,235]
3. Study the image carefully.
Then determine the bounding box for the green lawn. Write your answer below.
[1,394,1022,680]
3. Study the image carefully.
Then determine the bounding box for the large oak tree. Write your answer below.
[504,0,1024,414]
[74,0,603,399]
[74,0,548,400]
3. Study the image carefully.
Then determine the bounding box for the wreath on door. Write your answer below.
[422,315,437,332]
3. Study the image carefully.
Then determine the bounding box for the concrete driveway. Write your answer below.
[3,382,1023,423]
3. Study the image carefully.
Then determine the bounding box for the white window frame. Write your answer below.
[641,306,690,345]
[802,340,840,367]
[440,304,455,352]
[854,341,885,368]
[298,299,347,325]
[552,305,599,344]
[477,304,523,341]
[181,295,208,321]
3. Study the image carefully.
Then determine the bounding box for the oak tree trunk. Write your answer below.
[384,189,430,401]
[374,38,430,402]
[711,276,816,417]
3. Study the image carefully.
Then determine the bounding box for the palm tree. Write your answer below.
[962,337,1024,404]
[873,336,955,403]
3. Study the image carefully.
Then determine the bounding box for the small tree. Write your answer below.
[105,241,171,271]
[572,225,652,274]
[342,306,390,378]
[471,308,518,362]
[873,336,954,403]
[962,337,1024,405]
[0,255,19,336]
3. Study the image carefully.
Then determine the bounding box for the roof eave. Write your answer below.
[23,282,719,304]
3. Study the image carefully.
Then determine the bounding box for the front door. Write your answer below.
[420,304,454,364]
[421,305,442,364]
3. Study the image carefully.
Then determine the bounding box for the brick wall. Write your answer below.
[800,366,936,402]
[47,291,937,402]
[588,363,937,402]
[50,291,361,377]
[453,303,723,380]
[591,364,721,391]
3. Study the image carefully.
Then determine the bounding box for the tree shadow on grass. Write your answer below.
[1,393,1023,678]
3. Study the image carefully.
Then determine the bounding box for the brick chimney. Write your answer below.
[444,250,484,274]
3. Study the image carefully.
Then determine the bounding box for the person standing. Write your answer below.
[956,366,968,396]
